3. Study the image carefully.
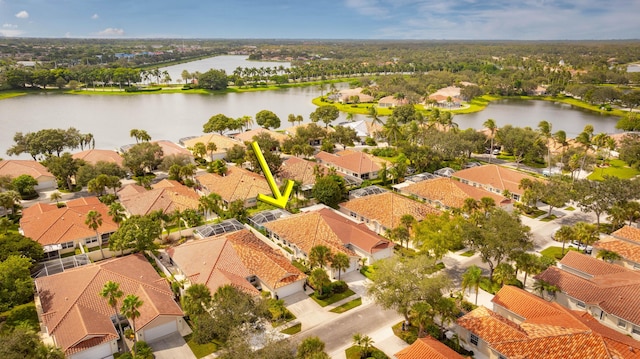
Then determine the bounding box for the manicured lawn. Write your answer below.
[587,160,640,181]
[183,334,219,358]
[521,208,546,218]
[539,214,557,222]
[0,91,28,100]
[330,297,362,313]
[392,321,418,344]
[460,250,475,257]
[310,289,356,307]
[565,206,576,211]
[540,246,579,260]
[360,265,375,279]
[280,323,302,335]
[345,345,388,359]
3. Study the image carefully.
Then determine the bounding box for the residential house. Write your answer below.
[394,336,469,359]
[284,123,334,146]
[315,149,387,180]
[279,156,322,195]
[327,87,374,103]
[181,133,244,161]
[166,229,306,298]
[120,140,193,160]
[0,159,57,190]
[535,251,640,339]
[456,285,640,359]
[118,179,200,216]
[378,95,409,108]
[336,119,383,143]
[593,225,640,270]
[452,164,542,202]
[339,192,439,235]
[399,177,511,211]
[72,149,124,167]
[233,128,289,148]
[20,196,118,259]
[427,86,463,109]
[34,253,185,359]
[196,166,271,208]
[263,207,393,268]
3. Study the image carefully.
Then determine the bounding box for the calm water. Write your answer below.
[160,55,291,84]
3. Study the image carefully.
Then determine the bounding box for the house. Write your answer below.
[394,336,469,359]
[263,206,393,267]
[0,159,57,191]
[34,253,185,359]
[427,86,463,109]
[120,140,193,159]
[399,177,511,211]
[336,119,383,143]
[72,149,124,167]
[452,164,542,202]
[180,133,244,161]
[339,192,439,235]
[456,285,640,359]
[196,166,271,208]
[535,251,640,339]
[378,95,409,108]
[593,225,640,270]
[327,87,374,103]
[118,179,200,216]
[315,149,387,180]
[20,197,118,260]
[279,156,322,194]
[166,229,306,298]
[233,128,289,148]
[284,123,334,146]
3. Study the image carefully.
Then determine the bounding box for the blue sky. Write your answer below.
[1,0,639,40]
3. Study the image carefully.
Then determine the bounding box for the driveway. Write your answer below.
[149,332,196,359]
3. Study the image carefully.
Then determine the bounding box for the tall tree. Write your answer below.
[100,281,125,339]
[121,294,144,347]
[182,283,212,318]
[85,210,105,259]
[538,120,553,174]
[330,252,350,281]
[255,110,281,130]
[461,265,483,305]
[309,245,331,269]
[108,202,126,228]
[309,105,339,128]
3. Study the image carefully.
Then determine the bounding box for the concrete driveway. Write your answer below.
[149,332,196,359]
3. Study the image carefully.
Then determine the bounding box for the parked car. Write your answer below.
[568,240,593,254]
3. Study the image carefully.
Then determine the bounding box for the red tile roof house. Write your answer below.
[399,177,512,211]
[535,251,640,340]
[339,191,439,236]
[452,164,543,202]
[34,253,185,359]
[263,206,394,269]
[195,166,272,209]
[456,285,640,359]
[593,225,640,270]
[394,335,469,359]
[117,179,201,216]
[315,149,386,180]
[0,159,57,191]
[20,196,118,261]
[72,149,124,167]
[166,229,306,299]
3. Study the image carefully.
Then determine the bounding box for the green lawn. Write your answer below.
[310,289,356,307]
[183,334,219,358]
[540,246,580,260]
[330,297,362,313]
[280,323,302,335]
[0,91,28,100]
[345,345,389,359]
[564,206,576,211]
[539,214,557,222]
[587,160,640,181]
[460,250,475,257]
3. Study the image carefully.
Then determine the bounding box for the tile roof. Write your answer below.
[182,133,244,157]
[536,252,640,327]
[279,157,335,189]
[612,226,640,243]
[154,140,193,158]
[315,150,382,175]
[453,164,542,196]
[0,159,54,181]
[72,149,123,167]
[117,180,200,216]
[196,166,271,204]
[340,192,439,230]
[34,253,183,356]
[20,196,118,246]
[233,128,290,144]
[394,336,468,359]
[264,208,377,257]
[402,177,510,209]
[594,231,640,264]
[457,286,640,359]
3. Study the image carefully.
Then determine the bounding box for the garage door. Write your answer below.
[144,320,177,343]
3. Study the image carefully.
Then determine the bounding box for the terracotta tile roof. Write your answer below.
[340,192,439,230]
[118,180,200,216]
[0,159,55,181]
[378,95,409,106]
[166,234,259,295]
[458,286,640,359]
[34,254,183,356]
[182,133,244,157]
[196,166,271,204]
[279,157,320,188]
[263,208,366,257]
[72,149,124,167]
[154,140,193,158]
[20,196,118,246]
[315,150,382,176]
[536,252,640,327]
[612,226,640,243]
[233,128,289,144]
[594,234,640,264]
[453,164,542,196]
[402,177,510,209]
[394,336,468,359]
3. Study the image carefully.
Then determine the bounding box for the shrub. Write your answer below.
[330,280,348,294]
[371,147,398,157]
[371,351,388,359]
[365,137,377,146]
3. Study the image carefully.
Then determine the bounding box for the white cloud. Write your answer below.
[344,0,388,17]
[91,14,99,20]
[2,23,17,28]
[97,27,125,36]
[0,29,23,37]
[15,10,29,19]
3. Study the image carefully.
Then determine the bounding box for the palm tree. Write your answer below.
[85,210,104,259]
[172,209,184,239]
[198,193,222,219]
[553,130,568,166]
[309,245,331,269]
[108,202,126,228]
[538,120,553,174]
[100,281,125,339]
[596,249,622,263]
[483,119,497,163]
[182,283,212,318]
[121,294,144,347]
[554,225,574,255]
[50,191,62,206]
[352,333,374,358]
[330,252,350,281]
[461,265,482,305]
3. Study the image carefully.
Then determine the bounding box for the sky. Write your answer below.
[1,0,639,40]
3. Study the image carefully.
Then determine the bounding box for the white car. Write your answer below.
[568,240,593,254]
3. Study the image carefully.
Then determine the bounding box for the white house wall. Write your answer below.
[68,340,116,359]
